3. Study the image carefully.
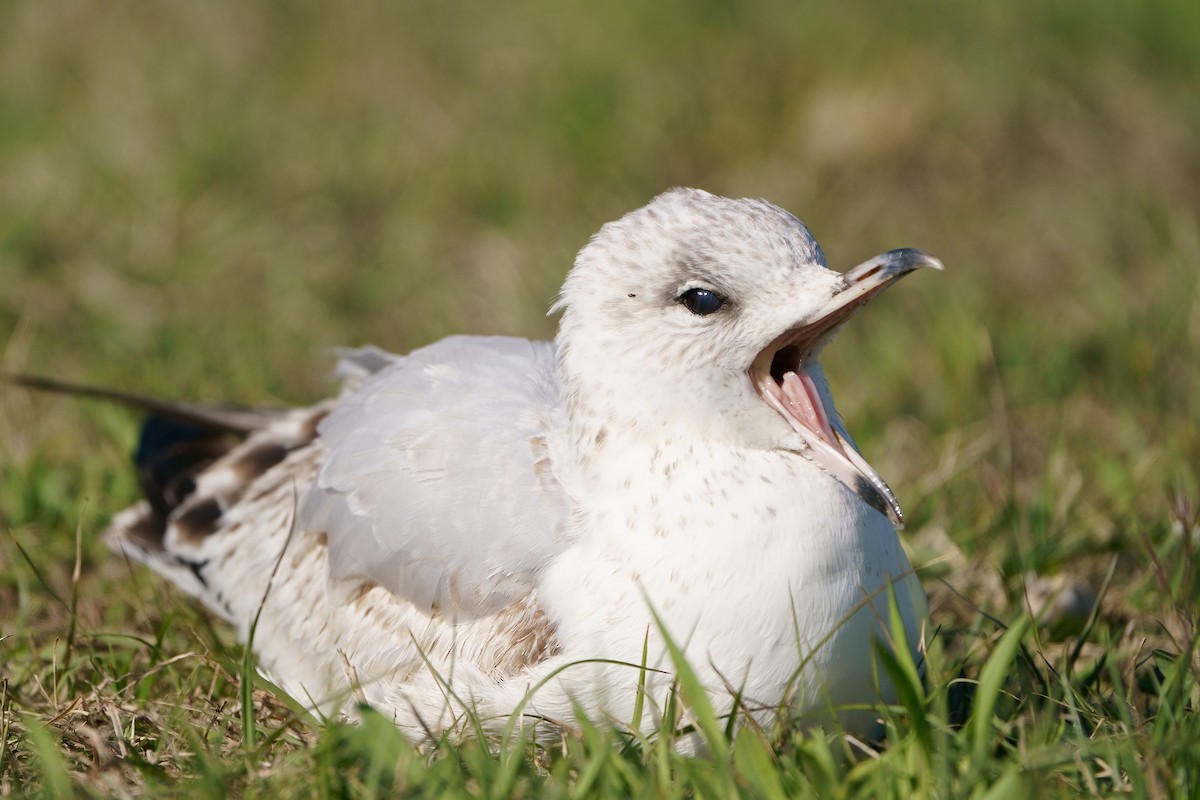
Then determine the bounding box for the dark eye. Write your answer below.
[678,287,724,316]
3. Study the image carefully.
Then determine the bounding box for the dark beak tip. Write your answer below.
[886,248,944,273]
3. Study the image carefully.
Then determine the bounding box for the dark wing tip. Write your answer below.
[135,416,239,516]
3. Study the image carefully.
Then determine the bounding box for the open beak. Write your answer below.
[750,248,942,527]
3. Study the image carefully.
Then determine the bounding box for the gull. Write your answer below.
[11,188,940,744]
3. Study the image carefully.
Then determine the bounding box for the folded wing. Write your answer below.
[299,336,574,618]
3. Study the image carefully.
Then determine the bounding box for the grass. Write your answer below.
[2,0,1199,795]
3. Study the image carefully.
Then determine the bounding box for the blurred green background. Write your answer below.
[4,0,1200,611]
[0,0,1199,789]
[4,0,1197,550]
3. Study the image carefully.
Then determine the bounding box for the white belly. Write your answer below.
[532,444,926,735]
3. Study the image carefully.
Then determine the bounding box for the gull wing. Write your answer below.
[298,335,575,618]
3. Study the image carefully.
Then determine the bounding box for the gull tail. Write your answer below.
[4,371,289,518]
[4,371,329,598]
[2,372,286,433]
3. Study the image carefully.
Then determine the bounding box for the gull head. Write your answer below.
[554,188,941,526]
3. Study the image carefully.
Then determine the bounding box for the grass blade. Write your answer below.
[645,604,733,787]
[969,616,1031,771]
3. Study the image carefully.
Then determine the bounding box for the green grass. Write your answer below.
[2,0,1199,795]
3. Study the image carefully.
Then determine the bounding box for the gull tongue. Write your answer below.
[780,370,848,459]
[773,367,904,526]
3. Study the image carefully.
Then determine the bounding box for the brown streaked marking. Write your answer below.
[230,442,289,484]
[298,408,331,443]
[493,599,561,674]
[532,457,554,487]
[530,435,556,488]
[120,509,168,553]
[173,496,224,543]
[349,580,378,606]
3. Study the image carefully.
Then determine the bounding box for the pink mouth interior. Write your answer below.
[779,369,849,459]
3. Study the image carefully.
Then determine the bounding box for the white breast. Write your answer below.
[524,437,925,734]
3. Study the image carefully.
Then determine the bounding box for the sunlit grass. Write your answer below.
[2,0,1199,795]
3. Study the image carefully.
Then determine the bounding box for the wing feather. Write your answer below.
[298,336,573,617]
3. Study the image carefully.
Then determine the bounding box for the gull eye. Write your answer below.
[678,287,724,316]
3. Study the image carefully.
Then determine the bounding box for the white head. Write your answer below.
[553,188,941,525]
